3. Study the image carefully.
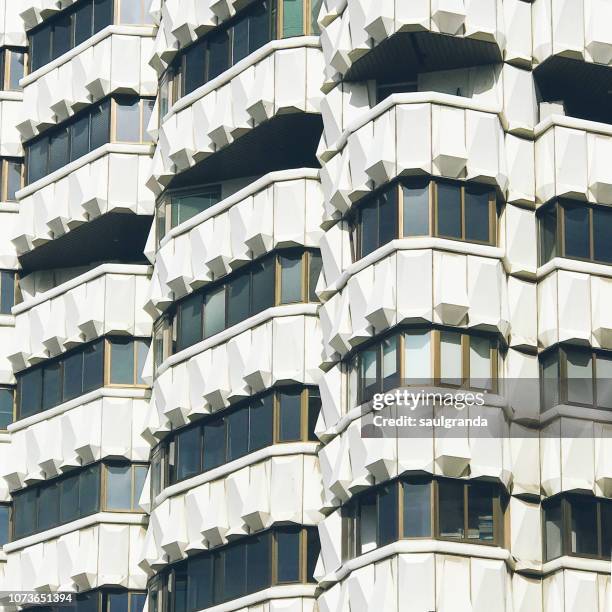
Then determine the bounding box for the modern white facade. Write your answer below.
[0,1,610,612]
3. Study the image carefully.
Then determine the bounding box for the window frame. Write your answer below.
[1,47,27,91]
[350,178,498,261]
[0,269,17,315]
[539,345,612,412]
[0,386,15,431]
[542,494,612,561]
[1,158,25,201]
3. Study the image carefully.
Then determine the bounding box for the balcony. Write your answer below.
[8,264,152,372]
[149,40,324,193]
[319,0,518,86]
[18,27,156,140]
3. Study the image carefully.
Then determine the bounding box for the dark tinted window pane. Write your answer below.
[0,389,13,429]
[465,187,491,242]
[42,362,62,410]
[203,419,225,470]
[360,346,378,402]
[6,160,23,201]
[232,18,249,64]
[602,502,612,559]
[307,389,320,441]
[564,206,590,259]
[251,257,275,314]
[173,565,188,612]
[0,505,9,546]
[110,338,135,384]
[246,533,271,591]
[308,253,322,302]
[79,464,100,516]
[83,340,104,392]
[176,426,201,481]
[360,199,378,257]
[27,138,48,184]
[224,544,246,600]
[306,527,319,582]
[283,0,304,36]
[280,253,302,304]
[183,40,206,95]
[403,480,431,537]
[541,350,559,412]
[593,207,612,264]
[381,335,399,392]
[566,349,593,406]
[172,190,221,227]
[279,390,301,441]
[276,528,300,582]
[74,1,94,46]
[204,287,225,338]
[93,0,114,33]
[177,293,202,350]
[52,14,72,60]
[437,183,461,238]
[71,114,90,161]
[227,409,249,461]
[115,98,141,142]
[31,28,51,71]
[540,205,557,264]
[60,474,80,523]
[14,489,37,537]
[438,480,464,538]
[20,367,43,417]
[187,555,212,610]
[249,2,270,52]
[467,483,494,541]
[0,270,15,314]
[545,498,562,560]
[105,464,132,510]
[570,498,597,555]
[403,183,429,236]
[90,100,111,150]
[208,30,230,80]
[378,188,398,247]
[377,483,398,546]
[107,593,129,612]
[227,274,250,327]
[19,368,43,418]
[249,394,274,451]
[37,483,60,531]
[49,128,70,173]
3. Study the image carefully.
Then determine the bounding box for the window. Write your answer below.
[155,186,222,244]
[1,48,26,91]
[343,476,504,560]
[28,0,115,72]
[1,158,24,201]
[0,388,13,430]
[0,504,8,547]
[117,0,154,24]
[540,346,612,412]
[0,270,15,314]
[11,462,145,539]
[543,494,612,561]
[351,179,497,260]
[351,327,498,405]
[16,337,150,420]
[150,527,318,610]
[538,200,612,266]
[25,97,153,184]
[151,387,319,497]
[160,0,321,105]
[171,250,320,352]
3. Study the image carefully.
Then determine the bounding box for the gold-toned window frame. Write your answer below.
[542,494,611,562]
[100,461,148,513]
[159,385,320,491]
[539,344,612,412]
[348,325,500,405]
[344,475,507,561]
[0,158,25,202]
[103,337,149,388]
[350,178,499,262]
[0,269,18,313]
[110,97,154,145]
[1,47,27,92]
